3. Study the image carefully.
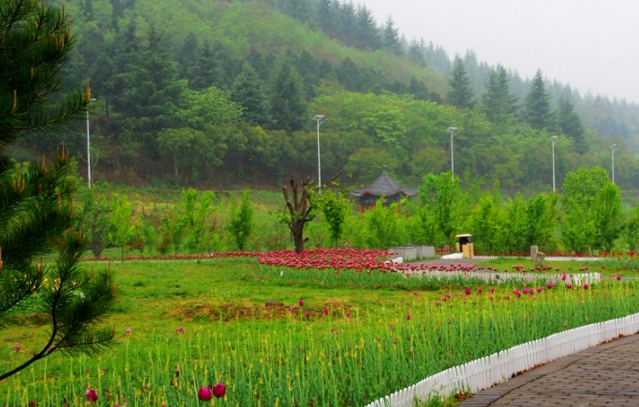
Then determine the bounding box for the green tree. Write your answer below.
[481,66,518,123]
[525,193,558,251]
[382,16,402,55]
[0,0,116,380]
[469,182,503,254]
[561,166,609,253]
[232,63,271,127]
[557,94,587,154]
[419,173,467,248]
[108,193,137,259]
[523,70,553,130]
[448,56,474,109]
[363,199,407,249]
[269,56,308,133]
[317,185,350,247]
[592,182,622,252]
[227,191,254,251]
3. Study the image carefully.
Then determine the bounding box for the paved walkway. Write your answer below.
[458,334,639,406]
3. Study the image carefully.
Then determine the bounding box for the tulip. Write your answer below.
[304,311,310,318]
[85,389,98,403]
[406,313,411,320]
[213,382,226,398]
[298,299,304,307]
[617,274,622,281]
[547,282,553,289]
[583,282,589,290]
[13,343,19,352]
[566,283,573,289]
[561,273,567,281]
[126,327,131,335]
[536,287,543,293]
[434,301,441,306]
[490,287,495,293]
[322,308,329,315]
[198,386,212,401]
[464,288,471,295]
[176,327,185,334]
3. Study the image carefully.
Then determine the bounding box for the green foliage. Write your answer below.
[419,173,467,248]
[592,183,622,252]
[108,193,137,259]
[363,199,407,249]
[227,191,254,251]
[317,186,350,247]
[0,0,115,381]
[78,187,112,258]
[523,70,552,130]
[448,57,474,109]
[561,166,610,253]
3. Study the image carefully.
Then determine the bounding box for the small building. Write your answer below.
[350,166,418,212]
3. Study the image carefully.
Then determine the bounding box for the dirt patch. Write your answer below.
[166,300,356,322]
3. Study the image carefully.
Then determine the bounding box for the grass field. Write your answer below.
[1,255,638,406]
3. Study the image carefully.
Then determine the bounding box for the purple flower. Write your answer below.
[13,343,19,352]
[198,386,212,401]
[85,389,98,403]
[126,327,131,335]
[213,382,226,398]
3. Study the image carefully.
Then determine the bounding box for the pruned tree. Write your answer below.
[283,177,316,254]
[0,0,116,381]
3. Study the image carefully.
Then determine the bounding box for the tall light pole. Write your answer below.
[86,98,96,189]
[610,144,618,184]
[550,136,558,191]
[448,127,457,180]
[312,115,325,190]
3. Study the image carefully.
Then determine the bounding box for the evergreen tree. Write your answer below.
[232,63,271,127]
[407,38,426,66]
[382,16,402,55]
[407,77,430,101]
[523,70,553,130]
[481,66,518,122]
[448,56,474,109]
[0,0,116,380]
[269,56,308,133]
[557,94,588,154]
[355,5,381,49]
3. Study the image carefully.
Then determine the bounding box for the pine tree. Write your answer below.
[0,0,116,381]
[481,66,518,122]
[382,16,402,55]
[557,94,587,154]
[448,56,474,109]
[524,70,553,130]
[269,56,308,133]
[232,63,271,127]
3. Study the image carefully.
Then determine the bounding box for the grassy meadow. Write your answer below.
[2,254,639,406]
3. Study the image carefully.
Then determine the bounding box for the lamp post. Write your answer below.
[448,127,457,180]
[610,144,618,184]
[86,98,96,189]
[312,115,325,190]
[550,136,558,191]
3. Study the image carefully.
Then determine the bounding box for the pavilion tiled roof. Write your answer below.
[350,167,418,198]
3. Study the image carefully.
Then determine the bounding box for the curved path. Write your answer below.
[458,334,639,406]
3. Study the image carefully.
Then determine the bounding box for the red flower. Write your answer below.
[213,382,226,398]
[85,389,98,403]
[198,387,212,401]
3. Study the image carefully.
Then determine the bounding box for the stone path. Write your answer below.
[458,334,639,406]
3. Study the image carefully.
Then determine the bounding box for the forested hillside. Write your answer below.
[24,0,639,194]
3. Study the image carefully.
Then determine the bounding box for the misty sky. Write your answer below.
[357,0,639,104]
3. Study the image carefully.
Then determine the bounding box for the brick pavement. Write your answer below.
[458,334,639,406]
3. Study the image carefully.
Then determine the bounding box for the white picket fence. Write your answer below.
[402,268,602,286]
[364,312,639,407]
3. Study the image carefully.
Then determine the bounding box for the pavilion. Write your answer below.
[350,166,418,212]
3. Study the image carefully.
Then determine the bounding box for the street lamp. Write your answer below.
[448,127,457,179]
[550,136,558,191]
[312,115,325,190]
[86,98,96,189]
[610,144,618,184]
